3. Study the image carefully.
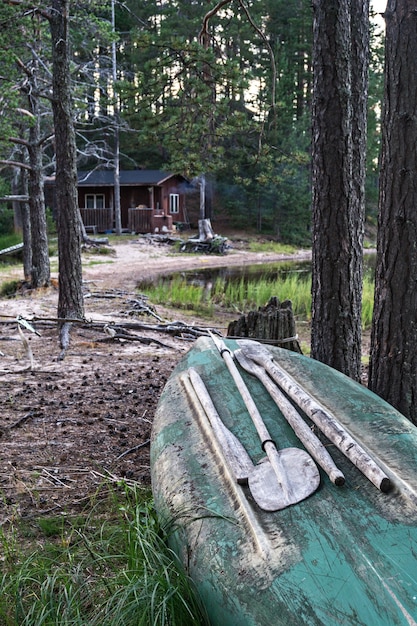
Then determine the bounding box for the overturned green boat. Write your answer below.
[151,337,417,625]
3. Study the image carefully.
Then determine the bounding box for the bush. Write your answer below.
[0,207,14,236]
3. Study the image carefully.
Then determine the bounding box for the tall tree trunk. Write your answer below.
[27,12,50,288]
[112,0,122,235]
[28,113,50,288]
[49,0,84,329]
[12,164,32,281]
[310,0,369,381]
[369,0,417,423]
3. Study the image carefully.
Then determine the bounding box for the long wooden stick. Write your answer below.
[209,333,299,503]
[235,350,345,486]
[240,343,391,493]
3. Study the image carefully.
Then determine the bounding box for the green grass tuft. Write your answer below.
[0,279,20,297]
[247,241,298,254]
[0,484,209,626]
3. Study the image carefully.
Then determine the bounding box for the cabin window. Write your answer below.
[85,194,105,209]
[169,193,179,214]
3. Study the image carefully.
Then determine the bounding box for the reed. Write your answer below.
[361,274,374,329]
[142,271,375,329]
[144,276,214,316]
[209,273,312,320]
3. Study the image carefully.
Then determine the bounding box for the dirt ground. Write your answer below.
[0,237,312,525]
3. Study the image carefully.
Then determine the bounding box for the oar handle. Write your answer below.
[246,348,391,493]
[221,348,271,444]
[235,350,345,487]
[209,333,294,501]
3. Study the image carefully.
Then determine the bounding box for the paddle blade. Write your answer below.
[248,448,320,512]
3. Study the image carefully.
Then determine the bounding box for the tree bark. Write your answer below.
[28,112,50,288]
[27,15,50,288]
[12,164,32,281]
[310,0,369,381]
[369,0,417,423]
[49,0,84,326]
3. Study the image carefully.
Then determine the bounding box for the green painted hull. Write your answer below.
[151,337,417,625]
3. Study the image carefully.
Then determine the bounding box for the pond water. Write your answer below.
[138,253,375,291]
[173,260,310,288]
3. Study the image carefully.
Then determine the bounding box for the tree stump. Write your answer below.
[198,218,215,241]
[227,297,302,353]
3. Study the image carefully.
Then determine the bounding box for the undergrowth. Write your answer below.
[0,483,209,626]
[0,233,22,252]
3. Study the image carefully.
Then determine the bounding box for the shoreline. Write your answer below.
[82,241,313,290]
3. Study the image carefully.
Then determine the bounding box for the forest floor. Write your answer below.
[0,235,314,525]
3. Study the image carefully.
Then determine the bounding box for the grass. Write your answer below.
[0,234,23,276]
[142,272,375,329]
[0,483,209,626]
[361,274,375,329]
[143,276,215,317]
[0,233,22,252]
[247,241,298,254]
[211,274,312,320]
[0,279,21,297]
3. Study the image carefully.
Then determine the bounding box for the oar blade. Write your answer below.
[249,448,320,512]
[186,368,254,483]
[216,422,254,484]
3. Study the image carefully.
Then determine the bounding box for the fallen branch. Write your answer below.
[98,329,171,348]
[84,290,132,299]
[125,298,165,321]
[17,324,35,369]
[2,315,214,339]
[115,439,151,461]
[10,411,35,430]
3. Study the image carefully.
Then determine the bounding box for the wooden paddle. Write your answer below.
[234,349,345,486]
[209,332,320,511]
[187,367,253,484]
[238,340,392,493]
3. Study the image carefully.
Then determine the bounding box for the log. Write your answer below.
[227,297,301,353]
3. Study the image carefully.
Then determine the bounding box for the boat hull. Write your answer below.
[151,337,417,625]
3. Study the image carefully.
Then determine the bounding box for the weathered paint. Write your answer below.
[151,337,417,625]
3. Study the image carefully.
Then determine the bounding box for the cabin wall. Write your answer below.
[46,176,188,233]
[160,181,188,226]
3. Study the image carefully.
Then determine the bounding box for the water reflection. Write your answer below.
[138,253,375,292]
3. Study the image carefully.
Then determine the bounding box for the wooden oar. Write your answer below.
[234,349,345,486]
[239,340,391,493]
[209,332,320,511]
[187,367,253,484]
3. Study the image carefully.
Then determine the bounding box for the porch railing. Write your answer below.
[128,207,153,234]
[80,207,114,233]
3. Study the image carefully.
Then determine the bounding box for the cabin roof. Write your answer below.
[77,170,182,187]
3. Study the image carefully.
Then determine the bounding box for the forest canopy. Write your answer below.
[0,0,384,244]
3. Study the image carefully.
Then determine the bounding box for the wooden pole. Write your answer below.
[209,333,320,507]
[235,350,345,486]
[240,344,391,492]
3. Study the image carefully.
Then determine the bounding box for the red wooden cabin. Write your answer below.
[46,170,190,234]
